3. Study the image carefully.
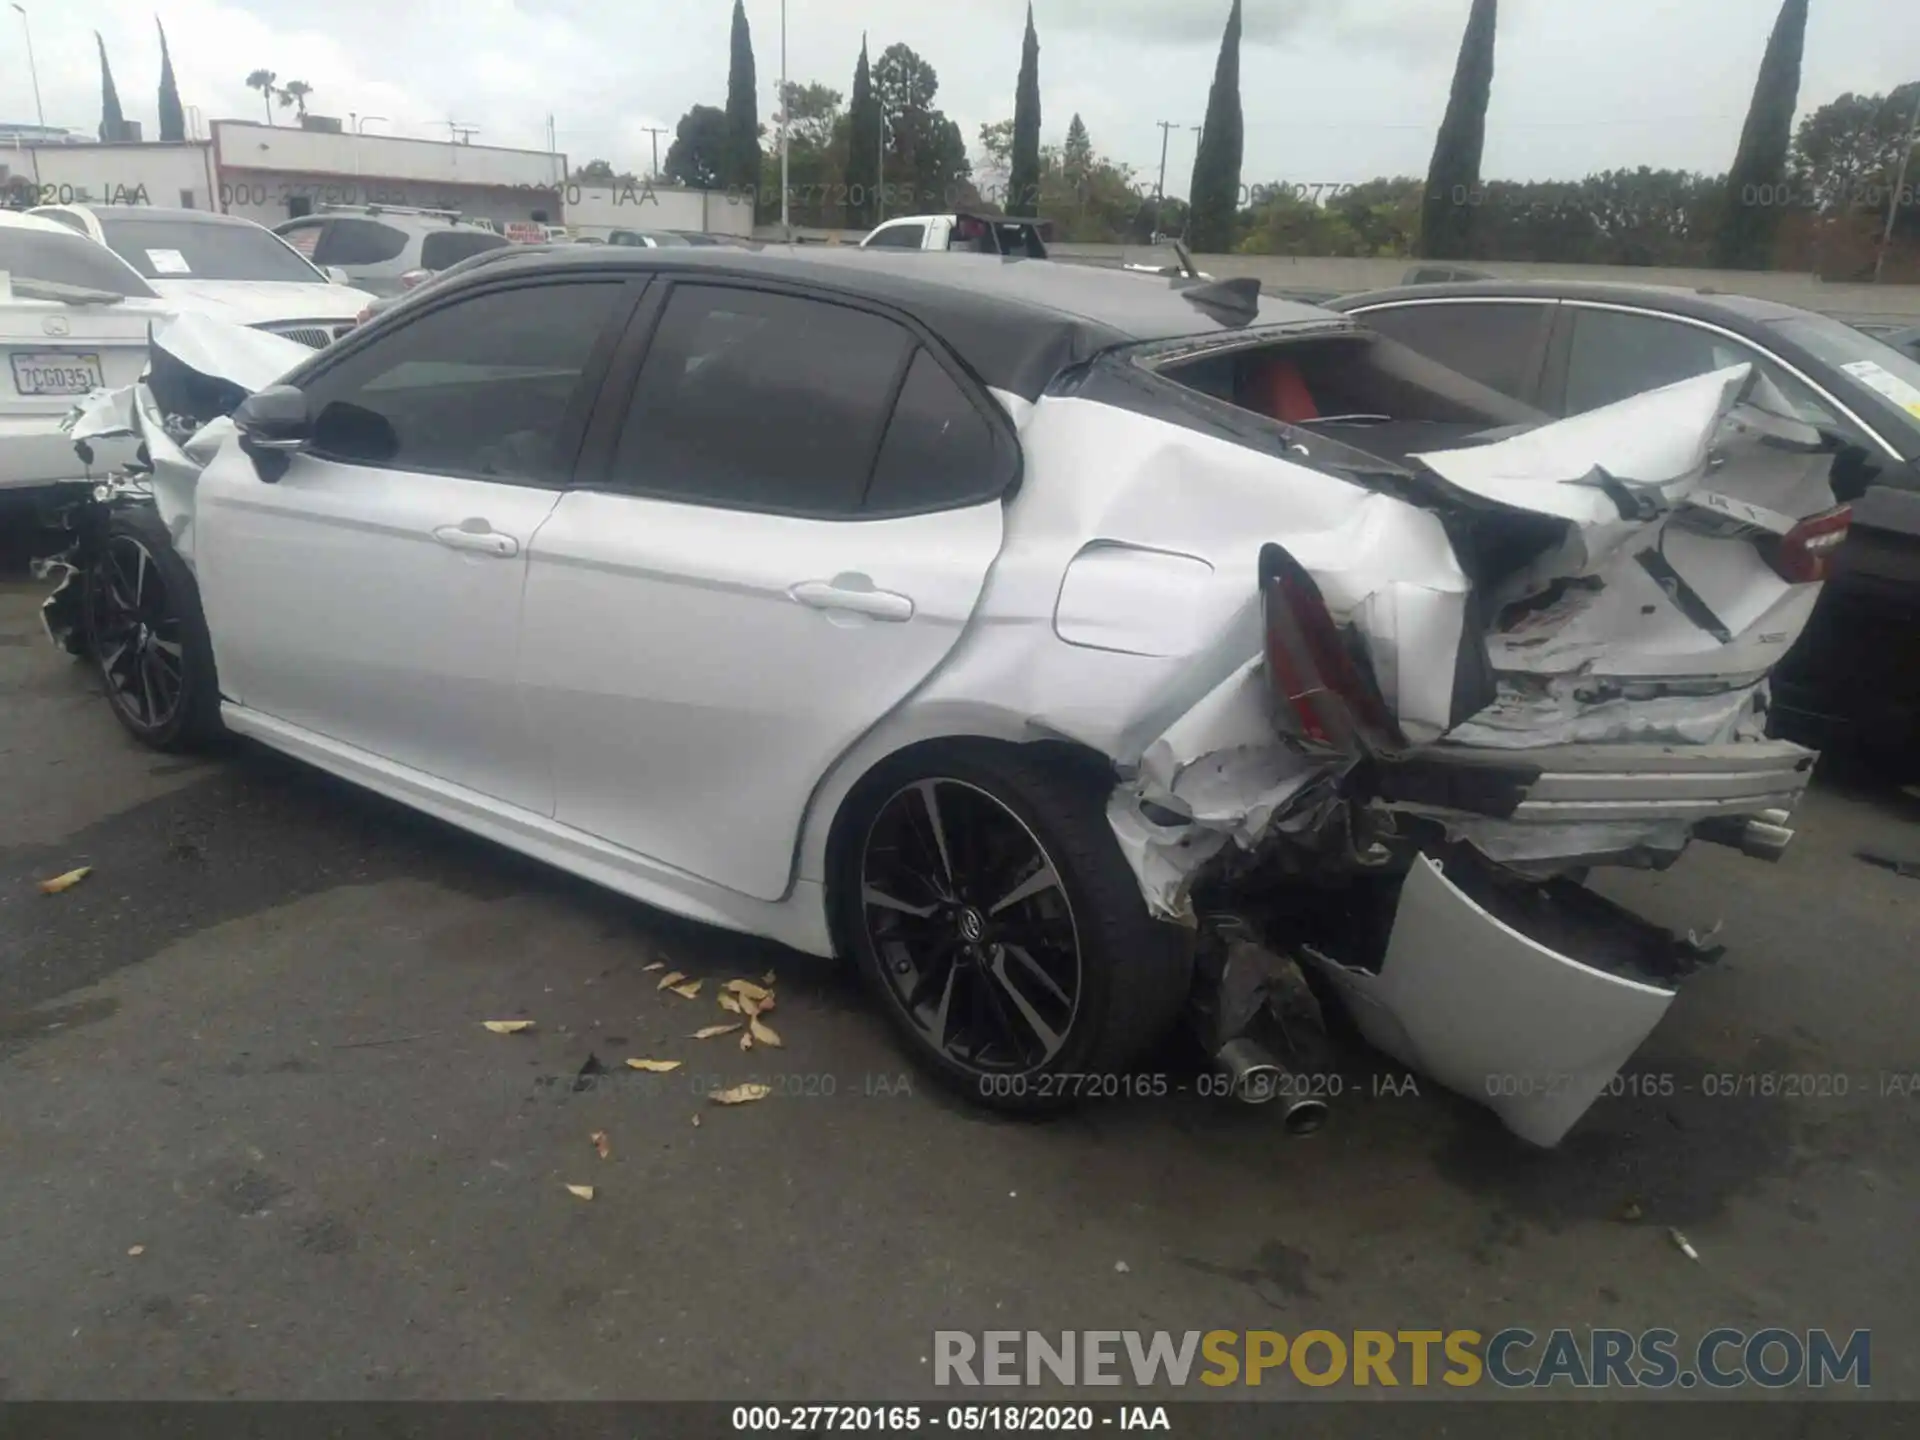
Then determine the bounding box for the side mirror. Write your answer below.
[234,384,311,481]
[325,266,352,286]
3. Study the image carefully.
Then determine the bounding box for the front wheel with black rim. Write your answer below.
[837,745,1193,1113]
[83,507,224,752]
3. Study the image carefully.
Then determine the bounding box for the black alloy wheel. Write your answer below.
[87,531,187,735]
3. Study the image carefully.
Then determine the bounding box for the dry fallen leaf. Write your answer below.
[761,970,777,986]
[739,1028,754,1052]
[692,1023,742,1040]
[670,980,703,1000]
[37,866,93,896]
[656,970,687,991]
[126,1245,145,1257]
[717,993,744,1015]
[750,1017,783,1049]
[641,962,665,973]
[590,1130,611,1160]
[565,1184,595,1201]
[482,1020,536,1035]
[625,1058,682,1073]
[690,1113,701,1127]
[740,994,763,1018]
[711,1082,772,1106]
[724,979,772,1003]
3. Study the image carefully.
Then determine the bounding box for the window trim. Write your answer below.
[863,221,928,251]
[1339,296,1557,408]
[288,272,651,490]
[571,272,1022,522]
[1545,300,1900,461]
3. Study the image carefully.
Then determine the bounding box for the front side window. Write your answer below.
[0,226,158,296]
[313,219,408,267]
[97,215,323,283]
[299,280,627,484]
[608,284,914,514]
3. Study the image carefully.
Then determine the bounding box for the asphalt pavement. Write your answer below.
[2,568,1918,1403]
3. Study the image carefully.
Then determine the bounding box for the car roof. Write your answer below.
[1328,277,1824,326]
[0,210,90,236]
[430,246,1342,400]
[49,204,267,228]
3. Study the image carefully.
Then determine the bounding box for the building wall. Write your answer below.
[14,143,219,211]
[212,122,565,190]
[215,169,564,228]
[564,184,755,238]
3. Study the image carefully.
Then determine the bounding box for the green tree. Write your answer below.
[277,79,312,120]
[1009,5,1042,215]
[1187,0,1244,254]
[1713,0,1810,270]
[761,82,846,226]
[664,104,731,190]
[847,37,880,227]
[723,0,764,209]
[98,35,126,141]
[156,18,185,143]
[1791,84,1920,213]
[875,44,970,212]
[245,68,277,126]
[1418,0,1498,259]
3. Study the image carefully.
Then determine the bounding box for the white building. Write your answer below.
[5,121,748,238]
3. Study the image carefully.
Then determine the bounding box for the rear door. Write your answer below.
[518,278,1014,901]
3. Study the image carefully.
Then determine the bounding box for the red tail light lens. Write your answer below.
[1259,543,1404,757]
[398,269,433,291]
[1764,504,1851,584]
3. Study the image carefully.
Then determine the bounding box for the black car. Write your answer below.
[1326,280,1920,766]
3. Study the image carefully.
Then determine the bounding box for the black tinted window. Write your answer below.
[302,281,625,484]
[610,285,912,513]
[864,349,1003,511]
[1357,301,1549,401]
[1565,308,1753,413]
[422,230,510,269]
[0,226,158,296]
[314,219,407,266]
[867,223,925,249]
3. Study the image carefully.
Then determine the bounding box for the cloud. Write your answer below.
[1044,0,1470,56]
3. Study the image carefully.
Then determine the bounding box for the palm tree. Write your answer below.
[277,79,312,120]
[244,68,277,124]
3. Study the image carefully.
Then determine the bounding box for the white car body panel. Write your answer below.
[145,278,374,329]
[52,312,1836,1148]
[1,285,166,489]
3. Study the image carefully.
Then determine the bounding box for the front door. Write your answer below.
[194,274,642,813]
[519,280,1017,900]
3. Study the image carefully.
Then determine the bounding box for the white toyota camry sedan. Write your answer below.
[42,246,1848,1146]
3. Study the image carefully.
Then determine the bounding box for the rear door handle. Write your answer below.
[790,576,915,622]
[433,522,519,558]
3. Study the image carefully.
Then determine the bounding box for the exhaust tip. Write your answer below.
[1212,1037,1331,1135]
[1281,1096,1330,1136]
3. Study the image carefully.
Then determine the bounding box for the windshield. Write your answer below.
[99,215,324,283]
[0,226,159,296]
[1769,315,1920,441]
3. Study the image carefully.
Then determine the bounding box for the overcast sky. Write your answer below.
[5,0,1919,194]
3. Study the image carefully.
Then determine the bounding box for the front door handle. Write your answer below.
[790,576,915,622]
[433,521,519,558]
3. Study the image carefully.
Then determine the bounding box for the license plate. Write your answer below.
[11,351,105,396]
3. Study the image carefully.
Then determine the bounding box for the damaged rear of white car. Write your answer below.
[42,276,1843,1150]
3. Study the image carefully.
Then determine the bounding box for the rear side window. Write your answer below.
[300,280,627,484]
[864,349,1002,511]
[1356,301,1551,402]
[609,284,914,514]
[422,230,510,270]
[314,219,408,266]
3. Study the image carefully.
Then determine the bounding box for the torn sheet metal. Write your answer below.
[143,311,314,394]
[1445,676,1769,750]
[1301,854,1678,1146]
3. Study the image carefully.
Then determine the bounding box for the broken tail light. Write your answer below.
[1259,542,1405,757]
[1762,504,1852,584]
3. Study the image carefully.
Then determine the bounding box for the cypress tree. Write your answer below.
[1009,4,1042,215]
[1418,0,1498,260]
[849,36,879,227]
[157,17,186,142]
[97,34,126,142]
[1712,0,1810,270]
[1186,0,1244,254]
[724,0,763,210]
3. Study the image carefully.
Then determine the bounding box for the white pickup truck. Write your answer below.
[858,212,1053,257]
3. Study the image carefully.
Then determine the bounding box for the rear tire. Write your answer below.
[834,744,1194,1113]
[83,506,225,752]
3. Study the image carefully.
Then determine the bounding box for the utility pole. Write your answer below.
[1154,120,1178,197]
[1876,87,1920,284]
[779,0,790,240]
[876,112,888,222]
[641,125,669,179]
[10,5,44,129]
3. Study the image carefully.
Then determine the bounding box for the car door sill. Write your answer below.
[218,703,835,957]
